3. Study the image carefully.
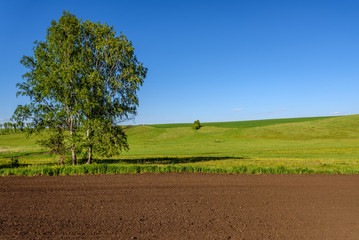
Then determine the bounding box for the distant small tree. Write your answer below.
[0,124,2,134]
[193,120,201,130]
[3,122,8,134]
[8,122,13,133]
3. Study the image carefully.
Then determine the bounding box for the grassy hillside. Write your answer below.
[1,115,359,175]
[150,116,334,129]
[125,115,359,157]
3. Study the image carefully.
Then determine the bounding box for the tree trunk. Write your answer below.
[59,155,64,165]
[69,118,76,165]
[71,146,76,165]
[86,128,92,164]
[86,147,92,164]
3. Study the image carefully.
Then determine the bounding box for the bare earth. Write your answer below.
[1,173,358,239]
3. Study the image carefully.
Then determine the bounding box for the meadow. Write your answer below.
[1,115,359,175]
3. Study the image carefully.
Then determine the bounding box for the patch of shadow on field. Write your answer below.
[97,156,245,165]
[0,151,53,159]
[0,163,30,169]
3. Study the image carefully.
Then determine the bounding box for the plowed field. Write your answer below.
[1,174,358,239]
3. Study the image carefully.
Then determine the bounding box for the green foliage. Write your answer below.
[192,120,201,130]
[10,157,20,168]
[12,11,147,165]
[37,127,66,164]
[0,122,23,135]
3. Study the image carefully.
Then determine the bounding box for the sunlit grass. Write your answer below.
[1,115,359,175]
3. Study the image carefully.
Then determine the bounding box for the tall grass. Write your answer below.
[1,163,358,176]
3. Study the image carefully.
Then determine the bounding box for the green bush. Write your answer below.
[192,120,201,130]
[10,157,20,168]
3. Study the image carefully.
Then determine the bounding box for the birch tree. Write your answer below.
[12,11,147,164]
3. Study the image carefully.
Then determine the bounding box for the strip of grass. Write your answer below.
[1,163,359,176]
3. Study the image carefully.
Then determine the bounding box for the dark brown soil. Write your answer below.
[1,174,358,239]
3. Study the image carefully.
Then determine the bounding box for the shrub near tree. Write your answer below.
[12,11,147,165]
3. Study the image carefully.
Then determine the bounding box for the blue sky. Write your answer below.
[1,0,358,124]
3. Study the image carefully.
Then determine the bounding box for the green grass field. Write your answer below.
[1,115,359,175]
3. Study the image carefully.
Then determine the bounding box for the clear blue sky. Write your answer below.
[1,0,358,124]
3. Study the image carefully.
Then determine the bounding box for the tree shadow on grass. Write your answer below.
[0,151,53,159]
[0,156,248,169]
[96,156,246,165]
[0,163,31,169]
